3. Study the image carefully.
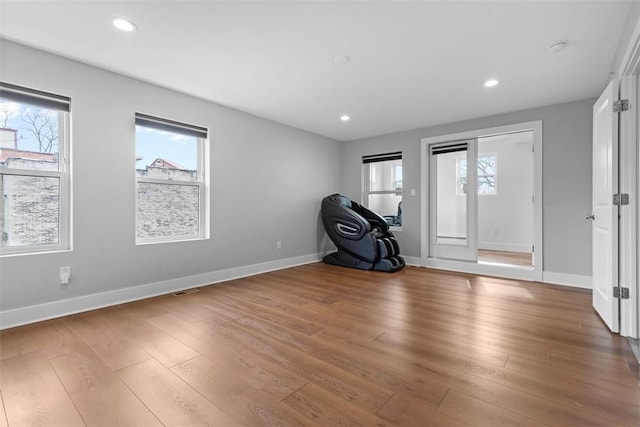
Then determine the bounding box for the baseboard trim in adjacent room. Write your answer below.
[541,271,592,289]
[0,252,329,330]
[478,243,532,253]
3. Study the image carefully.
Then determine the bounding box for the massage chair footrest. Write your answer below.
[323,251,405,273]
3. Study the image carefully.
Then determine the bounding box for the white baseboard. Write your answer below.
[0,252,328,330]
[403,255,422,266]
[2,253,591,330]
[541,271,592,289]
[478,242,532,253]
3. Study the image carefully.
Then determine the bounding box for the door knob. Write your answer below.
[585,214,595,220]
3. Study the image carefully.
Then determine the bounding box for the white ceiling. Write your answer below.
[0,1,631,141]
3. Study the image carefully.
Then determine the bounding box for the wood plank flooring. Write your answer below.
[1,263,638,426]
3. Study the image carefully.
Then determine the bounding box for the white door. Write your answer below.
[591,79,619,332]
[429,139,478,261]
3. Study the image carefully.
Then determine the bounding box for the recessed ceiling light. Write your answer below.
[484,79,499,88]
[549,41,568,53]
[334,55,350,64]
[113,17,137,32]
[340,115,351,122]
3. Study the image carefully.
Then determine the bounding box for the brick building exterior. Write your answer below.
[0,156,59,247]
[136,163,199,239]
[1,151,198,247]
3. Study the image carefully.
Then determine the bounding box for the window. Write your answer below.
[135,113,208,243]
[0,82,71,255]
[457,154,497,196]
[362,152,402,226]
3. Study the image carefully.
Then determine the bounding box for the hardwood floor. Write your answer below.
[1,263,638,426]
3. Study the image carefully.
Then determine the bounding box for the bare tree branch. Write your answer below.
[21,108,58,153]
[477,156,495,188]
[0,106,10,128]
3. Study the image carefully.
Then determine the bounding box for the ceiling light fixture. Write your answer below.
[549,41,568,53]
[334,55,350,64]
[484,79,499,88]
[113,17,137,32]
[340,115,351,122]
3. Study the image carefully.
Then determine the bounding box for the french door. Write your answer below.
[421,121,542,281]
[429,139,478,261]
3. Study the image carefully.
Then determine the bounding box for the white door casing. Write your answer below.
[591,79,619,333]
[421,121,542,282]
[619,74,638,338]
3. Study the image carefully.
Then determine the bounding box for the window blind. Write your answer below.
[430,142,468,155]
[362,151,402,164]
[135,113,208,139]
[0,81,70,112]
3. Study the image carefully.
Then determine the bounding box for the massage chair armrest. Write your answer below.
[322,196,371,241]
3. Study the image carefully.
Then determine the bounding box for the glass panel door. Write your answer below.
[429,139,478,261]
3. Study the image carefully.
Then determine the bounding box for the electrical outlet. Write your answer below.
[60,266,71,285]
[276,240,282,249]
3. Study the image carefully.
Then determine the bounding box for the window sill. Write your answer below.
[136,235,209,246]
[0,247,71,258]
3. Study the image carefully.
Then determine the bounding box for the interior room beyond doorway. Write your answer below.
[476,131,534,268]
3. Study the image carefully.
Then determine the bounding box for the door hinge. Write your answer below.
[613,286,630,299]
[613,99,629,112]
[531,245,534,253]
[613,193,630,206]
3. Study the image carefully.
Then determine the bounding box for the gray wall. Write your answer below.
[613,0,640,76]
[0,40,342,312]
[342,98,594,276]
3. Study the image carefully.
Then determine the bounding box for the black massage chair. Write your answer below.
[321,194,405,272]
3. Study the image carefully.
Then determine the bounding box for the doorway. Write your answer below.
[421,121,542,282]
[477,131,534,268]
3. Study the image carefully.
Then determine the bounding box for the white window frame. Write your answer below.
[362,151,403,230]
[134,113,209,245]
[456,153,497,196]
[0,83,71,256]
